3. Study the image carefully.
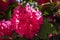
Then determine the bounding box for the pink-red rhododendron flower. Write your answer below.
[0,20,13,37]
[38,0,50,5]
[11,3,20,30]
[0,0,9,11]
[48,33,53,38]
[11,3,43,39]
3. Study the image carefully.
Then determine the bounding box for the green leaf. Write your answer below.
[5,3,18,20]
[5,9,11,20]
[41,4,56,16]
[33,36,40,40]
[38,5,42,10]
[58,9,60,15]
[29,0,33,2]
[38,18,54,39]
[10,2,18,9]
[43,11,49,16]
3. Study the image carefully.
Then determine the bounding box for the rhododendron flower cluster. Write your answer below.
[11,4,20,30]
[0,20,13,37]
[11,3,43,39]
